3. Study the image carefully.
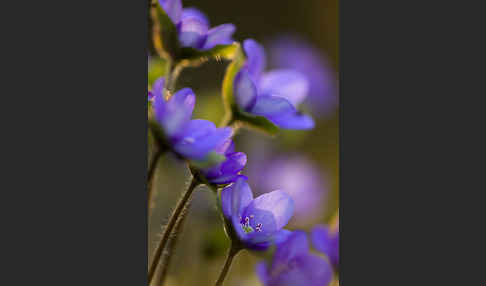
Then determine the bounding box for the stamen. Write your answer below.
[239,215,263,234]
[255,223,263,232]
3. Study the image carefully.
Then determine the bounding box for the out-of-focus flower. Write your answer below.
[159,0,235,50]
[150,76,232,161]
[256,231,334,286]
[220,177,294,250]
[267,35,338,118]
[199,139,247,185]
[234,39,315,130]
[249,156,328,227]
[311,225,339,270]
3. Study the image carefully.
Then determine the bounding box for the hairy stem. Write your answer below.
[214,243,241,286]
[156,200,192,285]
[147,148,163,214]
[148,178,200,284]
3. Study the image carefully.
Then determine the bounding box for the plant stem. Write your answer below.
[218,112,235,128]
[156,200,192,285]
[214,243,241,286]
[147,148,163,214]
[167,62,183,92]
[148,177,200,284]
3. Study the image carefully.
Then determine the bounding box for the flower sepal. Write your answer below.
[188,151,226,170]
[189,167,219,193]
[233,109,279,136]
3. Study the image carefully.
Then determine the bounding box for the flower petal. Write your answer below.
[270,254,334,286]
[273,229,293,246]
[250,95,294,117]
[234,69,258,111]
[311,225,339,268]
[268,35,338,117]
[209,173,247,185]
[260,70,309,106]
[256,262,270,285]
[181,7,209,26]
[272,231,309,267]
[244,190,294,231]
[211,138,234,156]
[250,95,315,130]
[220,176,253,220]
[207,151,247,183]
[270,112,315,130]
[155,88,195,137]
[152,77,165,97]
[220,183,233,219]
[243,39,266,80]
[178,18,208,49]
[248,229,293,251]
[173,121,232,160]
[241,191,294,245]
[221,152,247,175]
[242,208,278,244]
[202,24,236,50]
[158,0,182,24]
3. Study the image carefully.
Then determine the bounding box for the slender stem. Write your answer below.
[214,243,241,286]
[167,62,183,92]
[148,178,200,284]
[156,200,192,285]
[219,112,235,128]
[147,148,163,214]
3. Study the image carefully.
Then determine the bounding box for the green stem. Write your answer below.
[167,62,183,92]
[148,177,200,284]
[219,112,235,128]
[214,243,241,286]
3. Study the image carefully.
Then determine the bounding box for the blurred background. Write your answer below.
[149,0,338,285]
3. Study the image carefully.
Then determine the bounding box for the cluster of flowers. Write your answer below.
[149,0,338,285]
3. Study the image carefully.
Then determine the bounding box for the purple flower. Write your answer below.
[233,39,315,130]
[200,139,247,185]
[151,77,232,161]
[267,35,338,118]
[249,156,329,227]
[220,177,294,250]
[311,225,339,270]
[256,231,334,286]
[158,0,235,50]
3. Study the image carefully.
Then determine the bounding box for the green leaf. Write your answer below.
[221,43,246,113]
[235,111,279,136]
[152,3,180,59]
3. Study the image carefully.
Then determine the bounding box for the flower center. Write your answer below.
[239,215,262,234]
